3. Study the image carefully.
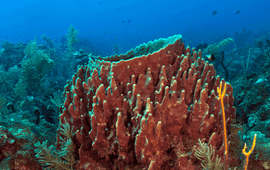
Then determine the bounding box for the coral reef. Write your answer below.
[2,30,270,169]
[0,116,52,170]
[0,41,26,70]
[57,35,236,169]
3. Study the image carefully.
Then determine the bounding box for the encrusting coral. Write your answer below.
[55,34,236,169]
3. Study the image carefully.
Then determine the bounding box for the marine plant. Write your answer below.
[66,25,79,56]
[17,38,54,97]
[65,25,79,76]
[34,119,76,170]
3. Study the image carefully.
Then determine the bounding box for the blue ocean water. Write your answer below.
[0,0,270,169]
[1,0,269,55]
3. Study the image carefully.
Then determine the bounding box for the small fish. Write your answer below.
[212,10,218,15]
[235,10,240,14]
[207,54,215,61]
[104,31,107,33]
[122,20,125,23]
[127,20,132,23]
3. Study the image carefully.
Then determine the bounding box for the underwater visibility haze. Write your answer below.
[0,0,270,169]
